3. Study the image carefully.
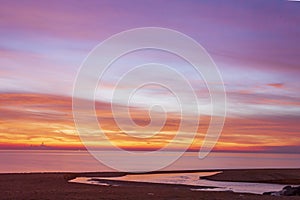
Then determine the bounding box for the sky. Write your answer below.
[0,0,300,153]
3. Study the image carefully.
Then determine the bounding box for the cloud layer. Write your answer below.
[0,1,299,153]
[0,93,299,153]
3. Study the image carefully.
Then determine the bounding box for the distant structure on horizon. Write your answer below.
[29,142,49,150]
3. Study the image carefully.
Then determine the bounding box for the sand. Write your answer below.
[1,169,300,200]
[202,169,300,184]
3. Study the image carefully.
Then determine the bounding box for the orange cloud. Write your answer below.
[267,83,284,88]
[0,93,299,153]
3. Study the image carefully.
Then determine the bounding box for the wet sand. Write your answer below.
[202,169,300,184]
[1,169,300,200]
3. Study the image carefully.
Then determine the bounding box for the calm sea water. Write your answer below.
[1,150,300,173]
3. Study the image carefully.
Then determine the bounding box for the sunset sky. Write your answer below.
[0,0,299,153]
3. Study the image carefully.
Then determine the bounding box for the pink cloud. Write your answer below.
[267,83,284,88]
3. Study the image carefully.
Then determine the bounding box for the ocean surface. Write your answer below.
[1,150,300,173]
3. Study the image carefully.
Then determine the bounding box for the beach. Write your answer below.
[1,169,300,200]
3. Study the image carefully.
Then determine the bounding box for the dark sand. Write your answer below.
[1,169,300,200]
[202,169,300,184]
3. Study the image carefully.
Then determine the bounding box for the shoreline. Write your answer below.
[201,168,300,185]
[1,169,300,199]
[3,168,300,184]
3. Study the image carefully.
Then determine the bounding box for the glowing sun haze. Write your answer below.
[0,0,299,153]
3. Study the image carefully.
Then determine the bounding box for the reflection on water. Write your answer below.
[1,150,300,173]
[71,172,290,194]
[70,177,116,186]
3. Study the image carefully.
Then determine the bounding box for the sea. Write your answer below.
[1,150,300,173]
